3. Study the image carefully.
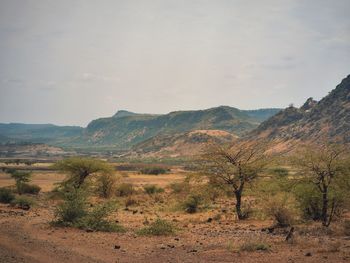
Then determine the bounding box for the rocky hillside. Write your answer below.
[130,130,238,158]
[75,106,280,149]
[249,74,350,145]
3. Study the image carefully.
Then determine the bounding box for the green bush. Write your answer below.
[0,187,15,203]
[53,188,88,226]
[143,184,164,195]
[294,183,323,221]
[137,218,176,236]
[8,170,31,194]
[270,167,289,177]
[115,183,134,197]
[11,196,33,210]
[77,202,124,232]
[53,188,123,232]
[182,194,203,213]
[21,183,41,195]
[139,167,169,175]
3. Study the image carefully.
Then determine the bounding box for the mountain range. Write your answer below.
[1,74,348,156]
[0,107,280,151]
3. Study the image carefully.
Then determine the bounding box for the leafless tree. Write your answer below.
[292,143,350,227]
[202,141,269,220]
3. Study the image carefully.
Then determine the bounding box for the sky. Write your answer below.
[0,0,349,127]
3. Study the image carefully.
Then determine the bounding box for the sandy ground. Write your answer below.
[1,170,350,263]
[1,204,350,263]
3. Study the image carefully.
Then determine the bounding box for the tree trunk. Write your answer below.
[321,190,328,227]
[235,190,244,220]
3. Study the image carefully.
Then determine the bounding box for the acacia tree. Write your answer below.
[202,141,269,220]
[292,143,350,227]
[9,170,31,195]
[54,157,113,189]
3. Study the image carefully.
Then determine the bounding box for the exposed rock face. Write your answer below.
[248,74,350,144]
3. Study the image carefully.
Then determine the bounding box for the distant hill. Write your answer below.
[130,130,238,158]
[74,106,280,149]
[248,74,350,147]
[0,107,280,151]
[0,123,83,144]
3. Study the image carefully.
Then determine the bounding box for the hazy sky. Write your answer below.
[0,0,349,126]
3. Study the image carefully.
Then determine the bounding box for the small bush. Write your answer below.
[53,188,88,226]
[265,194,296,227]
[239,241,270,252]
[77,202,124,232]
[21,183,41,195]
[270,168,289,177]
[182,194,203,213]
[137,218,176,236]
[143,184,164,195]
[139,167,169,175]
[0,187,15,203]
[294,183,323,221]
[8,170,31,194]
[53,188,123,232]
[11,196,33,210]
[169,182,190,195]
[96,173,117,198]
[125,196,138,207]
[115,183,134,197]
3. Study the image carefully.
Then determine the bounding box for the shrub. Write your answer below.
[8,170,31,194]
[137,218,176,236]
[269,206,294,227]
[53,188,88,226]
[125,196,138,207]
[265,194,296,227]
[11,196,33,210]
[115,183,134,197]
[143,184,164,195]
[53,188,123,232]
[21,183,41,195]
[294,183,323,221]
[96,173,117,198]
[77,202,124,232]
[169,182,190,195]
[239,241,270,252]
[139,167,169,175]
[0,187,15,203]
[182,194,203,213]
[270,167,289,177]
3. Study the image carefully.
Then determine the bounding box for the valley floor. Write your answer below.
[1,203,349,263]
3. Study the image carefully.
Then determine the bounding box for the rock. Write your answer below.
[305,252,312,257]
[114,245,121,249]
[167,244,175,248]
[188,249,198,253]
[86,228,93,233]
[160,244,166,249]
[207,218,213,223]
[174,238,180,241]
